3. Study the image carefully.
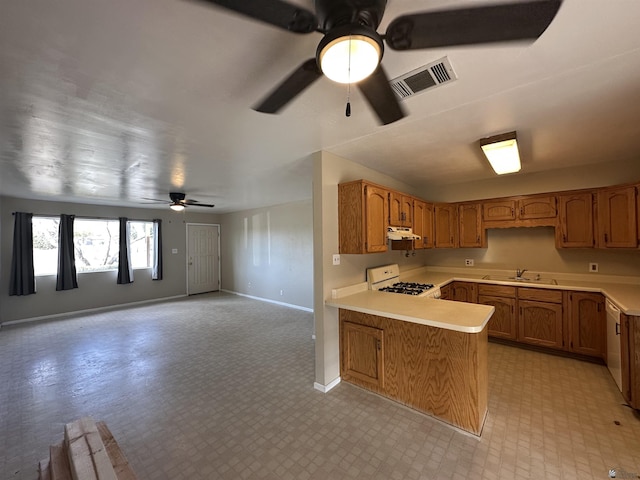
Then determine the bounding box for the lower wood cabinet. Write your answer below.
[518,300,564,349]
[451,281,477,303]
[478,284,517,340]
[341,321,384,389]
[566,291,605,359]
[621,314,640,409]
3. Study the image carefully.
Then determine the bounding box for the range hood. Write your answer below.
[387,226,421,241]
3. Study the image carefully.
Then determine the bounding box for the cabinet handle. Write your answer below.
[376,339,381,350]
[563,234,567,242]
[604,233,608,243]
[476,236,480,243]
[615,323,620,335]
[511,207,514,216]
[520,207,524,216]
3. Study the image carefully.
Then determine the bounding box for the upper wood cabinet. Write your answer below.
[519,196,557,219]
[413,199,434,249]
[389,191,413,227]
[434,204,458,248]
[458,203,484,248]
[597,186,638,248]
[483,196,557,226]
[566,292,605,359]
[556,193,594,248]
[338,180,388,254]
[483,200,516,221]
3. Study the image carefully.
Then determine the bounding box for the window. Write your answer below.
[129,221,155,269]
[32,217,155,276]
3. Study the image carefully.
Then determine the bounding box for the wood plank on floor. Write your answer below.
[96,421,138,480]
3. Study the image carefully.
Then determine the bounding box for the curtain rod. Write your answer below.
[12,212,161,222]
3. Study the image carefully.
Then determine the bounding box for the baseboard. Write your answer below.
[220,289,313,313]
[314,377,341,393]
[0,295,187,328]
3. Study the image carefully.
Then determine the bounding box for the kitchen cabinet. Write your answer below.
[517,288,563,349]
[566,292,605,358]
[434,204,458,248]
[621,314,640,409]
[389,191,413,227]
[338,180,389,254]
[451,281,478,303]
[458,203,484,248]
[483,195,557,227]
[341,319,385,389]
[597,186,637,248]
[556,192,594,248]
[440,283,452,300]
[413,199,434,249]
[478,284,517,340]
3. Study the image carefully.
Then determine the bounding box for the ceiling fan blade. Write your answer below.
[185,199,215,208]
[385,0,562,51]
[193,0,317,34]
[356,66,406,125]
[254,58,322,114]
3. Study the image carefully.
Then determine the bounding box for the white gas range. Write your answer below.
[367,264,441,299]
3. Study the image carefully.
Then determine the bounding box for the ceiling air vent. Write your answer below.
[390,57,458,100]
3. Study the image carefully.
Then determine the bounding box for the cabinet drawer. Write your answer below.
[477,284,516,298]
[518,287,563,303]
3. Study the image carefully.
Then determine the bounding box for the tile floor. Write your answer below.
[1,292,639,479]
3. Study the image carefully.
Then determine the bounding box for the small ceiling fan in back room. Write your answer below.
[192,0,562,124]
[144,192,215,211]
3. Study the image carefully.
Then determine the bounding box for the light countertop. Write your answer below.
[326,290,495,334]
[326,267,640,333]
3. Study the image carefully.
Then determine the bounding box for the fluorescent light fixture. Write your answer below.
[317,27,382,84]
[480,131,521,175]
[170,203,185,212]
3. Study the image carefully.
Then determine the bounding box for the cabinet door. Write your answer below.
[597,186,637,248]
[434,204,457,248]
[389,191,412,227]
[568,292,605,358]
[518,300,563,349]
[413,199,434,249]
[341,321,384,389]
[365,185,389,253]
[556,193,594,248]
[479,295,517,340]
[483,200,516,221]
[518,196,557,219]
[459,203,483,247]
[440,284,452,300]
[451,282,477,303]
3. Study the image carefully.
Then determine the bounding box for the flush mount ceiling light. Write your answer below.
[317,26,383,84]
[480,131,521,175]
[170,202,185,212]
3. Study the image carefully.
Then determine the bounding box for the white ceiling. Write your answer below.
[1,0,640,213]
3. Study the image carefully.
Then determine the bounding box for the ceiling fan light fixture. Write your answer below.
[170,202,185,212]
[318,27,382,84]
[480,131,521,175]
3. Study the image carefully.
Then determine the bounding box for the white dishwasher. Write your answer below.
[606,299,622,391]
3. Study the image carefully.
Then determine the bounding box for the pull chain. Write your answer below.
[346,36,352,118]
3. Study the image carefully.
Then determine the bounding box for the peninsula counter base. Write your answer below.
[340,309,488,436]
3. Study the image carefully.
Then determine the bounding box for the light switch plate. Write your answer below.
[172,248,178,254]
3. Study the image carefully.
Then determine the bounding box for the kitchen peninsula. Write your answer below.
[327,285,494,436]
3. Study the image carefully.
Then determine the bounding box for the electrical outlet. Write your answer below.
[279,289,284,296]
[589,262,599,273]
[172,248,178,254]
[465,259,474,267]
[332,254,341,266]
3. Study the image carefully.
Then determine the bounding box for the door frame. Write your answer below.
[186,223,221,295]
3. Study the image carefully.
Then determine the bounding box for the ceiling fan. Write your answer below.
[193,0,562,124]
[145,192,216,211]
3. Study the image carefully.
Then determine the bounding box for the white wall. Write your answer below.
[219,199,313,310]
[313,151,426,387]
[0,196,220,323]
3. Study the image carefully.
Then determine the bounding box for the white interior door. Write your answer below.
[187,224,220,295]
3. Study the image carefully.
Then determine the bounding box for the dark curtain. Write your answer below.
[117,217,133,284]
[152,219,163,280]
[56,214,78,291]
[9,212,36,296]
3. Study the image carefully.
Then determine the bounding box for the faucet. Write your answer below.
[516,268,527,278]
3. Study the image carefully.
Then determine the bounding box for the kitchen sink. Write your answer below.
[482,275,558,285]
